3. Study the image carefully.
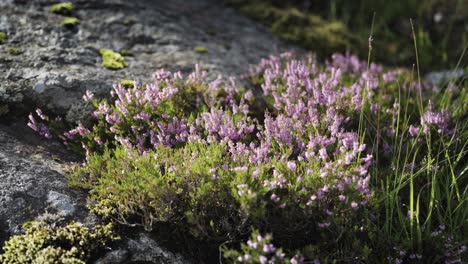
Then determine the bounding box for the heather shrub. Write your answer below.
[28,52,466,262]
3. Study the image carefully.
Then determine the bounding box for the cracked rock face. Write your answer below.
[0,0,294,121]
[0,0,295,262]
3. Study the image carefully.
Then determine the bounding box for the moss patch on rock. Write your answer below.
[8,48,23,56]
[119,79,135,88]
[61,17,80,28]
[193,46,209,54]
[119,49,134,56]
[49,2,75,15]
[0,221,118,264]
[0,32,7,45]
[99,49,128,70]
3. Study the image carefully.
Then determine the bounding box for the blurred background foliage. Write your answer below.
[226,0,468,72]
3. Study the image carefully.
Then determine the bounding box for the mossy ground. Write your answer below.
[226,0,468,71]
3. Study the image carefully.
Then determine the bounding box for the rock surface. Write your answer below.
[0,0,294,262]
[0,0,294,120]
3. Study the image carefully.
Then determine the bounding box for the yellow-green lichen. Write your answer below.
[61,17,80,28]
[193,46,209,54]
[119,79,135,88]
[99,49,128,70]
[0,221,118,264]
[119,49,134,56]
[8,48,23,56]
[0,32,7,45]
[49,2,74,15]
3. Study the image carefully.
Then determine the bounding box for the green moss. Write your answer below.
[122,18,135,26]
[233,2,360,57]
[119,79,135,88]
[119,49,134,56]
[99,49,128,70]
[193,46,209,54]
[0,104,9,117]
[61,17,80,28]
[0,221,118,263]
[0,32,7,45]
[49,2,74,15]
[8,48,23,56]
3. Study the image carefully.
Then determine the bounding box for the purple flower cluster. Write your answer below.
[27,110,52,139]
[421,101,451,135]
[232,231,304,264]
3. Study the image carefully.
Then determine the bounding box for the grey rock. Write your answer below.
[47,190,76,217]
[125,233,188,264]
[95,234,189,264]
[0,122,86,245]
[425,69,466,85]
[0,0,296,122]
[94,250,130,264]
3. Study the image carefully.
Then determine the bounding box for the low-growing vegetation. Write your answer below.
[49,2,75,16]
[22,50,467,262]
[0,32,7,45]
[226,0,468,71]
[193,46,209,54]
[61,17,79,28]
[8,48,23,56]
[99,48,128,70]
[0,222,117,263]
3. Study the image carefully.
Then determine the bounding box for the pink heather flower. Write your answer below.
[35,109,47,120]
[94,137,103,145]
[252,169,260,178]
[263,244,276,253]
[27,113,38,131]
[82,90,95,102]
[271,193,280,203]
[318,222,331,228]
[286,161,296,170]
[247,240,258,249]
[408,125,420,137]
[259,256,267,264]
[351,202,359,209]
